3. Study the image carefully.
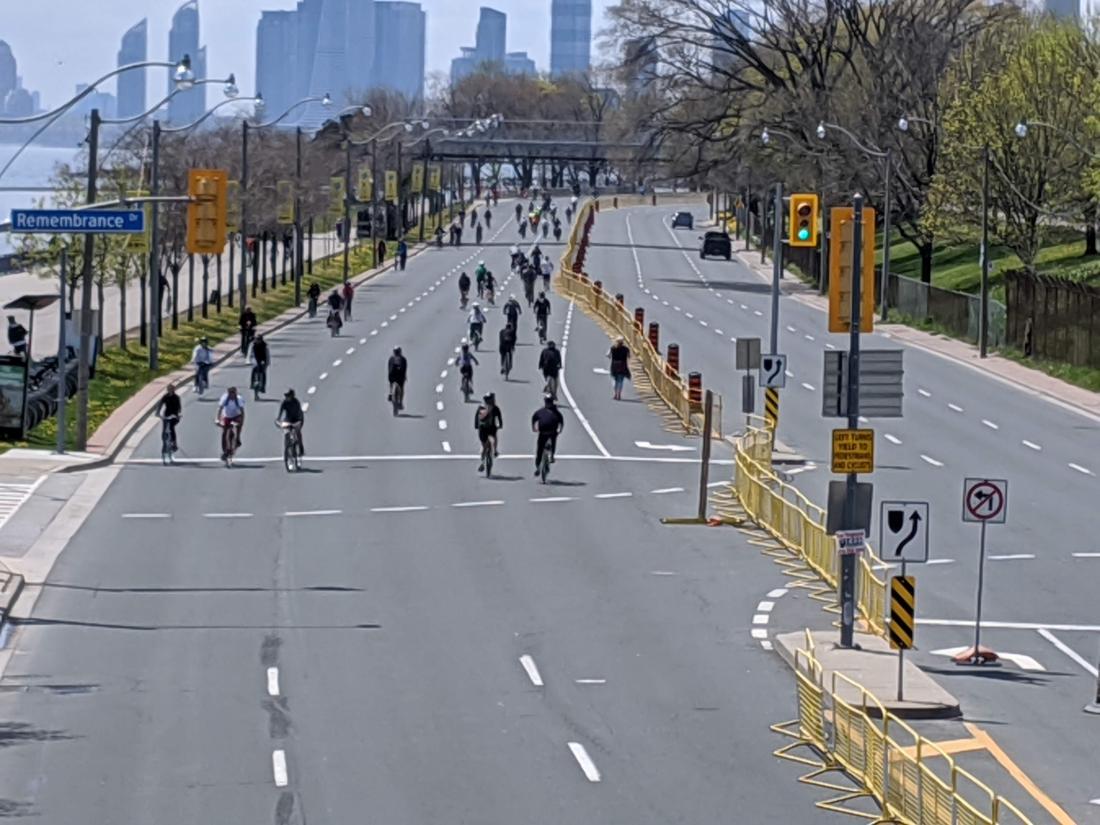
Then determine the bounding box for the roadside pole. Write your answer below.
[150,119,161,369]
[957,477,1008,664]
[839,193,864,649]
[56,250,68,454]
[897,560,906,700]
[696,390,713,520]
[75,107,100,451]
[979,144,991,359]
[1086,653,1100,714]
[973,521,988,657]
[294,126,303,306]
[769,183,783,352]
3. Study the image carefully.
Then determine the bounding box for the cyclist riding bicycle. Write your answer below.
[531,394,564,475]
[455,344,479,392]
[539,340,562,399]
[458,271,471,305]
[484,270,497,304]
[533,291,551,334]
[522,267,537,306]
[216,386,246,460]
[503,294,522,329]
[499,323,517,375]
[247,333,270,396]
[484,208,492,228]
[154,383,182,454]
[474,393,503,471]
[467,303,487,344]
[388,346,408,410]
[540,258,553,290]
[191,336,214,394]
[277,388,305,455]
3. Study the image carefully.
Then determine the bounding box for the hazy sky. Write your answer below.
[1,0,618,109]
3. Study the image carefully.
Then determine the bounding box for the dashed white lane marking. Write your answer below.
[751,628,768,640]
[451,500,504,508]
[596,492,632,499]
[272,750,288,787]
[529,495,575,504]
[360,337,367,344]
[438,420,448,430]
[824,342,836,350]
[301,402,309,412]
[981,419,999,430]
[389,314,397,321]
[786,325,796,333]
[306,386,317,395]
[284,509,342,517]
[801,382,815,391]
[699,320,708,327]
[926,558,956,565]
[370,505,429,513]
[918,388,932,397]
[519,654,544,687]
[740,303,748,310]
[756,600,775,612]
[1073,552,1100,558]
[319,372,329,380]
[753,310,763,316]
[920,454,944,467]
[674,305,681,312]
[752,614,770,625]
[440,370,448,379]
[346,347,355,355]
[441,441,452,453]
[884,434,902,445]
[1022,440,1042,451]
[435,383,444,393]
[122,513,171,519]
[575,678,607,685]
[760,640,774,651]
[988,554,1035,561]
[1038,628,1098,677]
[784,370,795,379]
[567,742,601,783]
[381,321,388,328]
[1069,463,1095,476]
[685,312,694,319]
[715,328,724,335]
[804,334,814,341]
[651,487,685,494]
[948,403,964,412]
[650,570,678,576]
[333,359,342,367]
[436,401,445,411]
[266,667,280,697]
[204,513,253,519]
[767,588,789,598]
[858,416,869,424]
[371,329,379,336]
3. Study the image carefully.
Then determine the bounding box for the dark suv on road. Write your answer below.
[700,231,732,260]
[671,211,694,229]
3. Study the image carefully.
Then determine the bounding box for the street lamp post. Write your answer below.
[818,122,893,323]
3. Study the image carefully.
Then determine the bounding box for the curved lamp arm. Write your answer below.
[818,121,886,159]
[165,95,260,135]
[1014,118,1100,161]
[349,119,426,146]
[251,94,331,130]
[404,127,451,148]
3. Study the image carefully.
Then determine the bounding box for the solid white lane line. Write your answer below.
[441,441,452,453]
[530,496,574,503]
[204,513,253,519]
[1022,440,1042,451]
[285,510,342,517]
[919,618,1100,632]
[568,743,601,783]
[451,500,504,508]
[884,434,902,445]
[1038,628,1098,676]
[920,454,944,467]
[122,513,171,519]
[801,382,815,391]
[751,628,769,640]
[519,654,544,687]
[559,302,611,458]
[575,679,607,685]
[438,420,448,430]
[436,401,444,411]
[948,403,964,412]
[767,588,789,598]
[988,554,1035,561]
[651,486,685,494]
[918,388,932,397]
[371,506,429,513]
[272,750,288,787]
[1069,463,1095,476]
[752,614,770,625]
[981,419,999,430]
[267,667,280,697]
[595,492,632,499]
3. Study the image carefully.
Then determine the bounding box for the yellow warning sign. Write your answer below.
[831,428,874,473]
[764,387,779,431]
[889,575,915,650]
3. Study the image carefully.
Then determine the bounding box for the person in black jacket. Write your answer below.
[387,346,408,410]
[538,340,562,400]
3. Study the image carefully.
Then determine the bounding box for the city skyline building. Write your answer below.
[475,7,507,63]
[256,10,298,117]
[550,0,592,77]
[117,19,148,118]
[451,7,537,85]
[166,1,206,123]
[504,51,536,76]
[373,1,426,101]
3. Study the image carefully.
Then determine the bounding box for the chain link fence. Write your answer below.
[1004,270,1100,368]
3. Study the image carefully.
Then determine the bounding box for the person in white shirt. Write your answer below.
[215,386,246,457]
[191,337,215,395]
[467,302,487,343]
[540,258,553,290]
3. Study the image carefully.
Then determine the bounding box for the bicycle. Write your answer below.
[480,438,494,478]
[390,381,404,416]
[278,421,302,472]
[460,371,473,403]
[160,415,179,465]
[536,316,548,345]
[538,442,551,484]
[485,288,495,306]
[470,325,482,350]
[501,349,513,380]
[543,374,559,401]
[251,364,267,400]
[220,419,241,467]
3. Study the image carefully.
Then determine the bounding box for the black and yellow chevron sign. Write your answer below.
[889,575,916,650]
[764,388,779,430]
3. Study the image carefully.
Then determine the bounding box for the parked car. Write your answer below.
[700,231,732,260]
[671,211,694,229]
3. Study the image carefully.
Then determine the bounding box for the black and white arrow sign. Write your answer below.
[879,500,930,562]
[759,353,787,388]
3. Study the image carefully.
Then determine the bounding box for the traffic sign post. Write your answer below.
[736,338,761,428]
[958,478,1008,665]
[889,574,916,701]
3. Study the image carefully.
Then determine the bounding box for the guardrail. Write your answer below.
[556,198,719,435]
[732,424,888,636]
[777,637,1034,824]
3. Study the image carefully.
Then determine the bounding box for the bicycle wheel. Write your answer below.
[162,430,172,466]
[540,451,550,484]
[484,445,493,478]
[284,437,295,472]
[392,385,400,417]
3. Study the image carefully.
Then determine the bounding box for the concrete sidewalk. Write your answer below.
[733,246,1100,419]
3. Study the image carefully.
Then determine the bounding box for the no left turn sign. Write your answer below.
[962,478,1008,524]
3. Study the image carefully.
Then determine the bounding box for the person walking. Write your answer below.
[608,336,631,400]
[397,238,408,271]
[341,281,355,321]
[6,316,27,357]
[376,239,386,266]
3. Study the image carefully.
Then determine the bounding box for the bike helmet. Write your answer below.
[393,346,402,356]
[510,293,516,300]
[284,389,296,399]
[479,260,485,266]
[483,393,495,403]
[544,394,555,406]
[472,301,480,308]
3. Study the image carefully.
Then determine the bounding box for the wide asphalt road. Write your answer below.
[0,204,836,823]
[586,203,1100,820]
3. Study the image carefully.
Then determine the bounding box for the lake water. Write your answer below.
[0,144,81,255]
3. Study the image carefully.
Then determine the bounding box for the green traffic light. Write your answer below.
[797,227,811,241]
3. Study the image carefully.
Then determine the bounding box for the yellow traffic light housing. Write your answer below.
[187,169,228,255]
[828,206,876,333]
[789,193,819,248]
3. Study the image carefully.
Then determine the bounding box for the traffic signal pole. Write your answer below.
[839,193,865,649]
[769,182,783,353]
[150,119,162,370]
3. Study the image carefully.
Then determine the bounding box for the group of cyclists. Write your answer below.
[161,193,571,473]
